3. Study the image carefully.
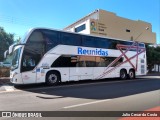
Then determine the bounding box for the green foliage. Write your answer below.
[146,45,160,72]
[0,27,14,61]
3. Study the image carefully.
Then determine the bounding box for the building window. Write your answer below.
[75,24,86,32]
[126,29,130,32]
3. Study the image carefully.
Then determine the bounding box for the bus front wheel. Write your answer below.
[46,72,60,85]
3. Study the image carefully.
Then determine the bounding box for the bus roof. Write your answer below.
[24,27,145,44]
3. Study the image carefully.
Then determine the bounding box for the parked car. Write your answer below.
[3,62,11,67]
[0,62,3,67]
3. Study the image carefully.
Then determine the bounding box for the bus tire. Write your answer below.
[46,71,60,85]
[120,69,127,80]
[128,69,135,79]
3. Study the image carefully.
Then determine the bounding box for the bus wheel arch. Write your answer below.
[45,70,61,85]
[128,69,135,79]
[120,69,127,80]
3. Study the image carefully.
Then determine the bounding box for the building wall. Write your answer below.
[64,10,99,32]
[64,9,156,44]
[72,19,90,34]
[97,10,156,43]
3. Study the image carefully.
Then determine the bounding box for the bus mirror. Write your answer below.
[9,43,25,55]
[4,50,9,59]
[9,43,16,54]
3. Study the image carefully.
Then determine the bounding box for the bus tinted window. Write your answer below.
[120,41,132,46]
[109,39,118,49]
[82,36,96,48]
[96,57,106,67]
[42,30,59,51]
[78,56,96,67]
[51,56,71,67]
[28,29,143,53]
[21,49,42,72]
[61,32,81,46]
[95,38,110,49]
[22,30,46,72]
[139,43,145,47]
[51,55,124,68]
[108,39,134,49]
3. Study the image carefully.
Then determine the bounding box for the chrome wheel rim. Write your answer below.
[121,71,126,78]
[129,71,134,78]
[48,74,57,83]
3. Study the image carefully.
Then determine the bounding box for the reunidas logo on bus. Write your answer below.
[78,47,108,56]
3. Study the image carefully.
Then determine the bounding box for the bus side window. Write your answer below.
[82,36,96,48]
[61,32,81,46]
[99,57,106,67]
[115,57,123,66]
[78,61,86,67]
[42,30,59,51]
[28,58,35,67]
[23,56,35,67]
[70,56,78,67]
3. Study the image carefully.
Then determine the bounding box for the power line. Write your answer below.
[0,14,40,27]
[0,14,38,39]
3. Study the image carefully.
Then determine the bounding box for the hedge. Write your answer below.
[0,67,10,77]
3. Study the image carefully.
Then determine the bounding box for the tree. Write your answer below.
[146,45,160,72]
[0,27,14,61]
[154,46,160,72]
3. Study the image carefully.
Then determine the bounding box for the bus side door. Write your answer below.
[21,56,37,84]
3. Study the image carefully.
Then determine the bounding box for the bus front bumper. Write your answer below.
[10,72,23,84]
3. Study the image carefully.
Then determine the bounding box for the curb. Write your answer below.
[146,73,160,76]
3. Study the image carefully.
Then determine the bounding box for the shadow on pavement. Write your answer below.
[14,78,160,100]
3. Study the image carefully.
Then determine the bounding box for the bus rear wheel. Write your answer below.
[120,69,127,80]
[46,72,60,85]
[128,70,135,79]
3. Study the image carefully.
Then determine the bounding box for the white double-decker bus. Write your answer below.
[8,28,146,85]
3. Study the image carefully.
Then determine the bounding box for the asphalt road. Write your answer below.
[0,77,160,120]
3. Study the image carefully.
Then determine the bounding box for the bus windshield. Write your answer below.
[11,47,22,71]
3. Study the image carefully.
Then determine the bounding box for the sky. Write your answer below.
[0,0,159,43]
